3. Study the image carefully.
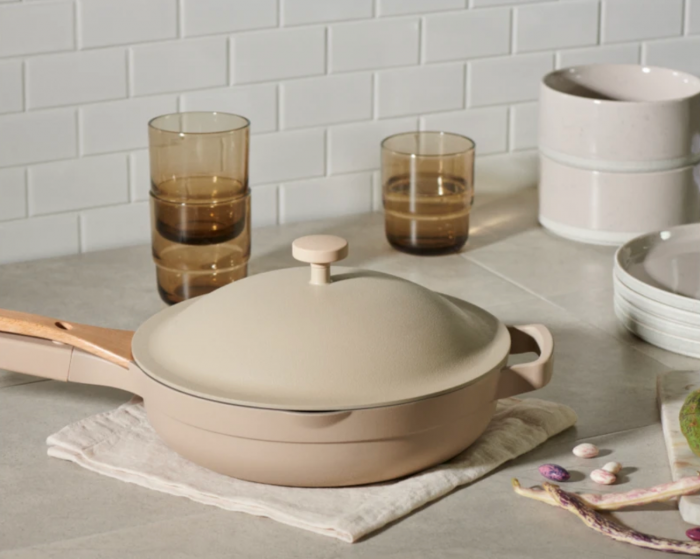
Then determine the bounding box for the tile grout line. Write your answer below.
[461,252,557,307]
[573,420,664,444]
[22,167,29,218]
[510,7,516,55]
[73,0,80,51]
[20,59,26,112]
[0,378,50,390]
[177,0,184,38]
[418,17,424,64]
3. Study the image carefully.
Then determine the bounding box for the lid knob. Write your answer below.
[292,235,348,285]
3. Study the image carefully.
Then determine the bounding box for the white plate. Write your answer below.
[613,275,700,327]
[614,293,700,340]
[614,223,700,314]
[539,215,641,246]
[614,302,700,359]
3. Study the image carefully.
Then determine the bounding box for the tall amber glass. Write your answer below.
[148,112,250,305]
[381,131,475,255]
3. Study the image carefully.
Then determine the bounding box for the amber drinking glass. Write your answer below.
[148,112,250,305]
[381,131,475,255]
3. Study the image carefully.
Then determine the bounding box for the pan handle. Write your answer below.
[0,309,133,369]
[494,324,554,400]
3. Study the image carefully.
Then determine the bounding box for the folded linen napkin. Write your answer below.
[47,397,576,543]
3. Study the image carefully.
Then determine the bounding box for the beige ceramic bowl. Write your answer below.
[539,155,700,245]
[540,64,700,172]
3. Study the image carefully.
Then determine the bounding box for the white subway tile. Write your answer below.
[378,64,464,118]
[131,38,227,96]
[689,0,700,34]
[232,27,325,84]
[379,0,465,16]
[80,202,150,252]
[420,107,507,155]
[28,154,128,215]
[0,2,73,57]
[424,8,510,63]
[26,49,127,109]
[250,129,325,185]
[280,173,372,224]
[468,53,553,107]
[183,0,276,37]
[330,19,419,72]
[0,110,77,167]
[475,150,538,193]
[281,74,372,129]
[329,117,418,174]
[0,213,79,264]
[129,150,150,202]
[0,167,26,221]
[509,103,538,151]
[181,84,277,133]
[557,44,640,68]
[251,184,278,227]
[471,0,543,6]
[644,37,700,77]
[79,0,176,48]
[282,0,373,25]
[603,0,683,43]
[0,61,22,114]
[81,95,178,155]
[515,1,598,53]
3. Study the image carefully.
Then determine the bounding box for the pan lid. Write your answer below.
[133,235,510,411]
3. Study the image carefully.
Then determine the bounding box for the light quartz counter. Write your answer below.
[1,189,698,558]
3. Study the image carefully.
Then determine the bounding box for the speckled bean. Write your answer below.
[539,464,570,482]
[590,469,616,485]
[573,443,599,458]
[602,461,622,474]
[686,527,700,541]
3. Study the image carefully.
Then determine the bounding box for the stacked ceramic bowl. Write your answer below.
[539,64,700,245]
[614,223,700,358]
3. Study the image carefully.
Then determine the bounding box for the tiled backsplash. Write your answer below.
[0,0,697,263]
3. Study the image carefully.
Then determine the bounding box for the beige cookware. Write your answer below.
[0,236,554,487]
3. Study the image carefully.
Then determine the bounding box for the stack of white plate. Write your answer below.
[614,224,700,358]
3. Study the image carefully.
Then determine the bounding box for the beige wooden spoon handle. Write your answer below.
[0,309,133,369]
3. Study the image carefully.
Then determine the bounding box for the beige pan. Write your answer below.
[0,236,554,487]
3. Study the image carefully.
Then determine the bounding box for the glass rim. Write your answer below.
[148,111,251,135]
[381,131,476,157]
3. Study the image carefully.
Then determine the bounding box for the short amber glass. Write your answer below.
[148,112,250,305]
[381,131,475,255]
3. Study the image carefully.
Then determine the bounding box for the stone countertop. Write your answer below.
[1,189,699,558]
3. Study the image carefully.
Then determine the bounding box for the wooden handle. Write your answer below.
[0,309,134,369]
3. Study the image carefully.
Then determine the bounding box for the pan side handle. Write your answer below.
[494,324,554,400]
[0,309,133,369]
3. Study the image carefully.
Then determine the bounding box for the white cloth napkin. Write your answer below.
[47,397,576,543]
